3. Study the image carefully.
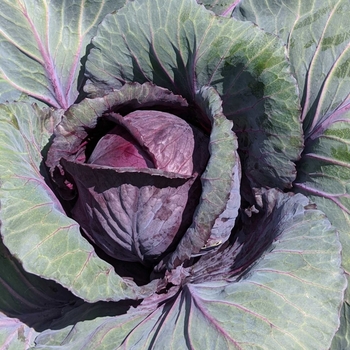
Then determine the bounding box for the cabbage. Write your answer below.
[0,1,347,349]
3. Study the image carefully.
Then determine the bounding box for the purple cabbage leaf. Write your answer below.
[0,102,159,302]
[86,0,303,193]
[0,0,347,349]
[47,83,211,265]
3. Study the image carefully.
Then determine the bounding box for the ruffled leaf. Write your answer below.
[61,161,198,263]
[46,82,209,264]
[86,0,303,191]
[163,86,241,269]
[32,190,346,350]
[233,0,350,255]
[234,1,350,341]
[0,102,157,302]
[0,0,127,108]
[46,83,189,177]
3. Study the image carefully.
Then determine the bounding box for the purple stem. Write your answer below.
[221,0,241,17]
[20,3,68,109]
[294,182,350,215]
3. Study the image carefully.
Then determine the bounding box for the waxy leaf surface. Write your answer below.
[0,102,157,302]
[86,0,303,192]
[33,190,346,350]
[197,0,240,16]
[233,1,350,344]
[0,0,127,108]
[234,0,350,272]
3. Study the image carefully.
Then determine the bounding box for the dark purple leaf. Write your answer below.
[62,160,199,263]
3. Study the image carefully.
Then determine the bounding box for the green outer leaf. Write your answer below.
[196,0,239,16]
[0,102,156,302]
[233,1,350,343]
[330,300,350,349]
[0,0,127,108]
[86,0,303,191]
[32,312,151,349]
[233,0,350,134]
[233,1,309,44]
[294,119,350,273]
[0,313,38,350]
[0,231,142,345]
[0,235,83,331]
[234,0,350,271]
[32,191,346,350]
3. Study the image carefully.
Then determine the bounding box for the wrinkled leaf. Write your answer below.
[86,0,303,191]
[233,1,350,343]
[234,0,350,273]
[233,0,350,133]
[32,190,346,350]
[164,86,241,269]
[46,82,212,265]
[94,110,202,175]
[46,82,190,180]
[233,1,313,43]
[295,125,350,274]
[0,228,138,340]
[62,161,198,263]
[0,0,127,108]
[0,102,157,302]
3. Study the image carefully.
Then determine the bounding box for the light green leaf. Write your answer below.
[331,275,350,348]
[0,102,156,302]
[0,236,82,331]
[0,313,38,350]
[233,0,350,134]
[32,311,151,349]
[233,1,350,342]
[86,0,303,191]
[295,137,350,274]
[32,190,346,350]
[0,0,127,108]
[0,233,140,346]
[234,0,350,267]
[196,0,239,16]
[233,1,313,43]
